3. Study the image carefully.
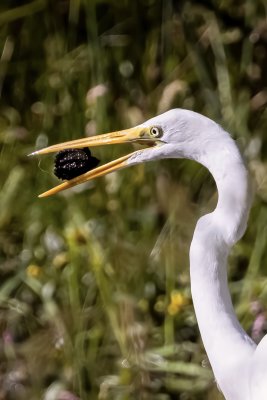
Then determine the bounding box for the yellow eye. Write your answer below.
[150,126,162,138]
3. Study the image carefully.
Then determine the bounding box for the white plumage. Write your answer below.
[35,109,267,400]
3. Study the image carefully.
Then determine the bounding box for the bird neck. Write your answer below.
[189,136,255,400]
[204,142,252,246]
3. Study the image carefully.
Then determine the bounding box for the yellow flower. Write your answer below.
[168,291,188,315]
[168,303,179,316]
[26,264,42,278]
[52,252,68,269]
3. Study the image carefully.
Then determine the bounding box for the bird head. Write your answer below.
[30,109,221,198]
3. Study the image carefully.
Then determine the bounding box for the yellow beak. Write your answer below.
[31,126,158,198]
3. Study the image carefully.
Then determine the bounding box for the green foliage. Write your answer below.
[0,0,267,399]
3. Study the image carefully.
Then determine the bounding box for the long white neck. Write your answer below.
[189,132,256,400]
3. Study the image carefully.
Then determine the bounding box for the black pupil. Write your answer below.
[54,148,100,180]
[153,128,157,135]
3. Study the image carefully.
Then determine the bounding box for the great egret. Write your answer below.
[32,109,267,400]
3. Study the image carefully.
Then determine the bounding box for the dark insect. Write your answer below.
[54,148,100,180]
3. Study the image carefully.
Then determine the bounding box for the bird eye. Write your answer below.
[150,126,162,138]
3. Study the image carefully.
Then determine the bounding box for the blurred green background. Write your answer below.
[0,1,267,399]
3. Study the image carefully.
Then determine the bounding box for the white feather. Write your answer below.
[127,109,267,400]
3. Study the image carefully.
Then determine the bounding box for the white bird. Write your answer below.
[32,109,267,400]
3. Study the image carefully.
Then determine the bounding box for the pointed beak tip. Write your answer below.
[28,150,40,156]
[38,191,53,198]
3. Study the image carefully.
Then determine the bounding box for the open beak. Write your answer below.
[30,126,159,198]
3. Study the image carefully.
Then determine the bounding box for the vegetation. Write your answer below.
[0,1,267,399]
